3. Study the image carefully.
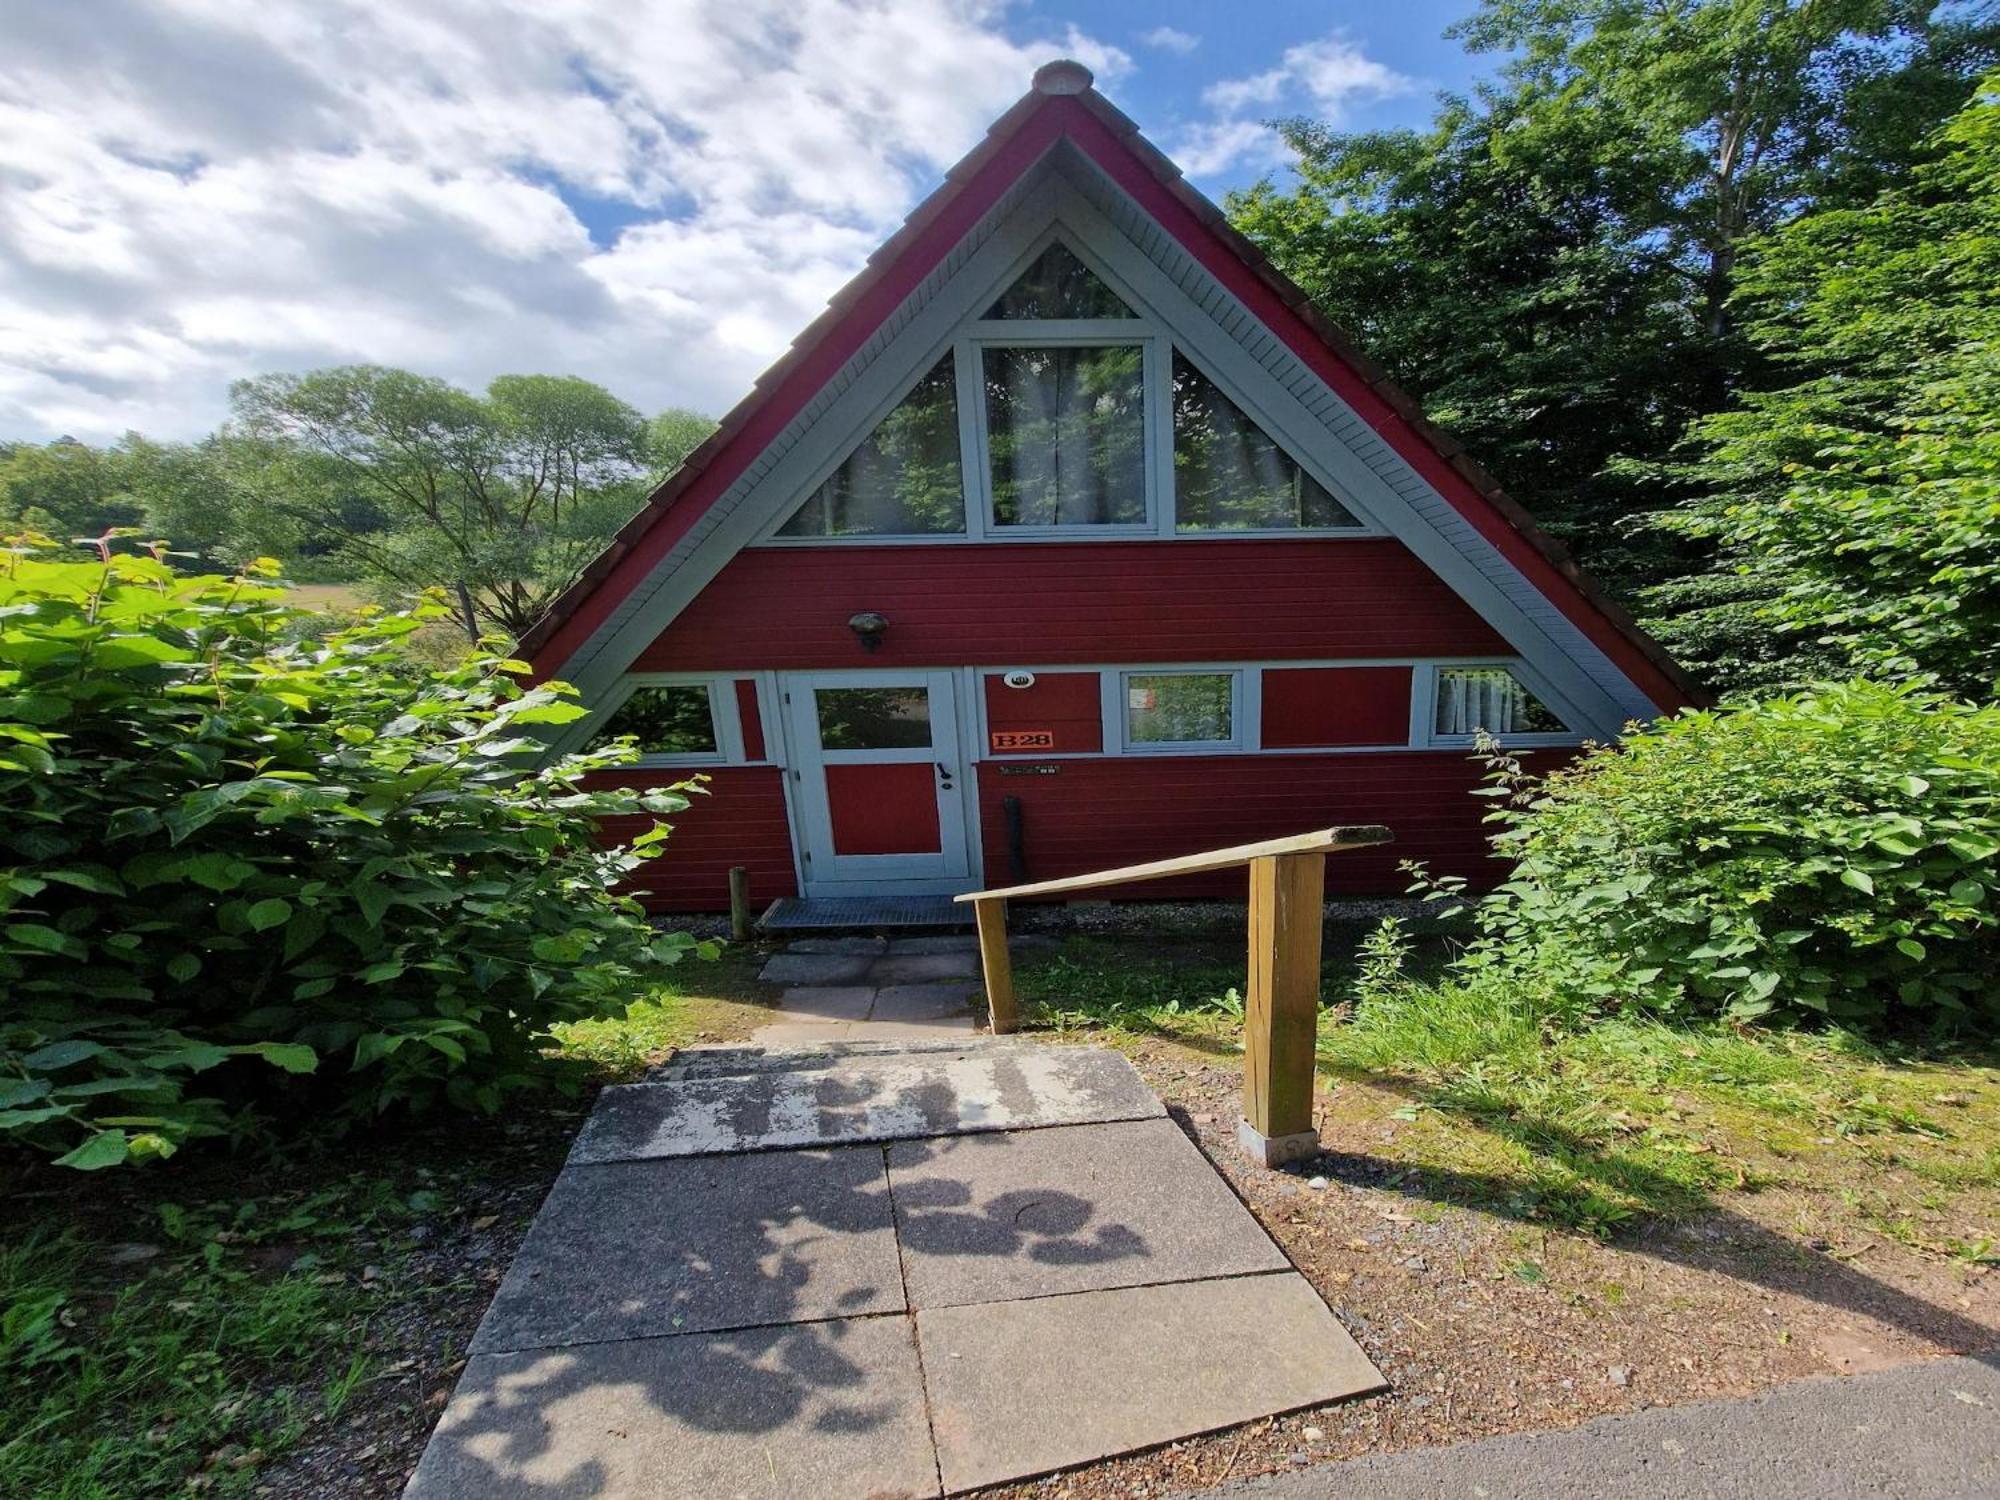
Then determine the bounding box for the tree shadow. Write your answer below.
[405,1065,1155,1497]
[1299,1069,1998,1358]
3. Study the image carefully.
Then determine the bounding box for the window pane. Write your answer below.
[1172,353,1361,531]
[985,243,1135,319]
[597,685,717,756]
[778,357,964,537]
[1433,668,1565,736]
[985,345,1147,527]
[817,687,933,749]
[1127,673,1233,745]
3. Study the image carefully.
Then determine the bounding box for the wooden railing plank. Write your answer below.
[1240,851,1325,1155]
[973,897,1018,1035]
[951,824,1390,904]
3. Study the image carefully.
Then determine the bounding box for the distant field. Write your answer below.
[287,581,368,612]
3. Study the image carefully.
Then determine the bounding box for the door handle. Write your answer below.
[936,761,954,783]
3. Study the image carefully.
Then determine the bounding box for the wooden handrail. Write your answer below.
[952,825,1391,904]
[958,824,1394,1169]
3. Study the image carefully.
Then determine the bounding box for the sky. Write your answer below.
[0,0,1493,444]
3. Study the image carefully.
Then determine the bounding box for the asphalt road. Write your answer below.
[1201,1352,2000,1499]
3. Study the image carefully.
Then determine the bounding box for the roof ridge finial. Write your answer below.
[1031,59,1094,96]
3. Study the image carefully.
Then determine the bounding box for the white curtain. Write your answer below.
[1435,669,1531,736]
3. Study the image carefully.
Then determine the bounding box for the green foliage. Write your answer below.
[1429,682,2000,1030]
[0,536,703,1168]
[1228,0,1996,604]
[228,366,665,640]
[1662,74,2000,696]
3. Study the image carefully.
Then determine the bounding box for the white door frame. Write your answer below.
[780,669,978,897]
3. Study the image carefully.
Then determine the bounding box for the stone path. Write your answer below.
[748,934,996,1045]
[404,974,1386,1499]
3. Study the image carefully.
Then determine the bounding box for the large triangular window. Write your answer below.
[1171,352,1363,531]
[984,242,1135,320]
[777,356,965,537]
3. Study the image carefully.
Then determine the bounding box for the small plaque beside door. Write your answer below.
[990,729,1055,752]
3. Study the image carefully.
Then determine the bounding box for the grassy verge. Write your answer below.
[1014,930,2000,1252]
[0,941,773,1499]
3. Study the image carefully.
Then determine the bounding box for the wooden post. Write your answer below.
[1239,851,1325,1166]
[727,866,753,942]
[973,897,1018,1034]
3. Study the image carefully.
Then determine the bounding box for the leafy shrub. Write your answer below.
[1429,681,2000,1031]
[1,536,700,1169]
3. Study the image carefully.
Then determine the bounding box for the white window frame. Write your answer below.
[752,229,1386,548]
[591,674,749,769]
[1415,660,1582,750]
[1113,667,1247,755]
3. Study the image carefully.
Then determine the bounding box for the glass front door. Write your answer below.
[783,671,973,893]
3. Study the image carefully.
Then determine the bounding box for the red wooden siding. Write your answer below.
[637,540,1505,671]
[586,767,796,911]
[1262,666,1413,748]
[984,670,1103,754]
[975,751,1570,899]
[825,763,941,854]
[734,679,766,760]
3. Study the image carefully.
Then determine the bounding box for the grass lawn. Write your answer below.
[0,942,774,1500]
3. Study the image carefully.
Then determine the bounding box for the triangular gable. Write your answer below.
[524,61,1700,729]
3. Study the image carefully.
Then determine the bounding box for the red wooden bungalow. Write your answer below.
[523,62,1698,916]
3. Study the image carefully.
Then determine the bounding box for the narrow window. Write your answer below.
[985,344,1147,527]
[777,356,964,537]
[1172,352,1361,531]
[596,684,718,757]
[1432,667,1565,738]
[1125,671,1236,747]
[985,243,1135,320]
[816,687,933,750]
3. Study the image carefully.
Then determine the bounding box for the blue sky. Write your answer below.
[0,1,1498,442]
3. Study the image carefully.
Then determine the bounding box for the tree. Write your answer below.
[1661,73,2000,698]
[1229,0,1998,602]
[230,367,659,641]
[0,437,147,538]
[645,407,718,482]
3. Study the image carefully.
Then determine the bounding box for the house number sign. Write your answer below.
[990,729,1055,751]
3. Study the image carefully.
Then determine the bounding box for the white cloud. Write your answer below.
[1177,34,1413,178]
[1139,26,1199,55]
[0,0,1128,440]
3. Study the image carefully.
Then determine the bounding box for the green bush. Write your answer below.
[1432,681,2000,1031]
[1,535,700,1169]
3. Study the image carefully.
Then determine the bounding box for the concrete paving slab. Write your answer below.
[856,1017,979,1039]
[470,1149,903,1354]
[572,1048,1165,1163]
[771,985,875,1021]
[885,935,980,954]
[872,983,981,1022]
[785,936,889,955]
[407,1317,940,1500]
[867,951,981,983]
[748,1021,861,1046]
[758,952,876,985]
[888,1119,1290,1309]
[649,1037,1039,1082]
[919,1274,1384,1493]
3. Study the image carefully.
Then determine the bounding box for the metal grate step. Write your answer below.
[758,894,970,932]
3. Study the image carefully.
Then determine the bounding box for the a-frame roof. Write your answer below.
[523,61,1700,717]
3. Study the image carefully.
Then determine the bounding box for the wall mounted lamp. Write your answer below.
[847,611,889,652]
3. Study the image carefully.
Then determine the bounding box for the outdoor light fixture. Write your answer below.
[847,611,889,652]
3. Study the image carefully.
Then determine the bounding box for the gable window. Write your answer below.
[778,356,964,537]
[985,344,1148,527]
[985,242,1137,320]
[1123,670,1238,749]
[594,682,722,760]
[1172,353,1361,532]
[1432,666,1566,740]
